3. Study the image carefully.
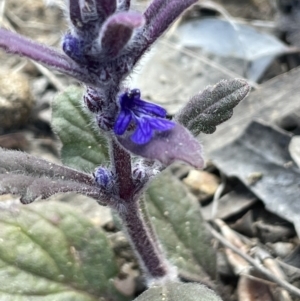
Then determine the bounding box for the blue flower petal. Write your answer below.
[131,117,152,144]
[119,93,131,109]
[133,98,167,117]
[114,89,175,144]
[114,108,132,135]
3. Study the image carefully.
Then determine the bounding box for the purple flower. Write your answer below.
[114,89,175,144]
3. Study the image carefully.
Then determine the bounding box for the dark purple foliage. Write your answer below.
[0,148,112,205]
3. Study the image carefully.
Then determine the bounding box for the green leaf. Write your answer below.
[175,79,250,136]
[145,171,217,280]
[133,282,222,301]
[0,201,126,301]
[52,86,108,172]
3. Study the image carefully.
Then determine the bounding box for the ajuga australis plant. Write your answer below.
[0,0,250,299]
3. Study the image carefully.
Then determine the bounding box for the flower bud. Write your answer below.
[93,167,117,193]
[62,33,85,64]
[83,87,105,113]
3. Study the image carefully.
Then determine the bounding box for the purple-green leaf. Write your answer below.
[0,148,110,204]
[175,79,250,136]
[0,28,98,86]
[117,123,204,168]
[144,0,198,43]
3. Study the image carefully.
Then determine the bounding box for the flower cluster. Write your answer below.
[59,0,198,86]
[0,0,201,157]
[60,0,196,138]
[62,1,146,84]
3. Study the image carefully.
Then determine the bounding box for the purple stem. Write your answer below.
[110,138,134,200]
[119,200,168,278]
[109,137,171,279]
[0,28,97,86]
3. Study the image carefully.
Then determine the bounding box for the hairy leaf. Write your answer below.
[175,79,250,136]
[52,86,108,172]
[0,28,97,86]
[0,201,126,301]
[95,0,117,19]
[145,171,217,280]
[117,123,204,168]
[133,282,222,301]
[144,0,198,44]
[0,148,109,204]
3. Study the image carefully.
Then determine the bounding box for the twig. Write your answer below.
[11,60,28,74]
[206,223,300,298]
[198,0,249,78]
[233,18,276,29]
[32,61,65,91]
[210,171,226,220]
[5,10,57,30]
[0,0,5,24]
[240,273,278,287]
[2,13,66,92]
[276,259,300,276]
[199,1,276,28]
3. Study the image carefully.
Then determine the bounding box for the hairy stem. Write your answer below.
[139,196,160,244]
[109,138,172,280]
[110,138,134,200]
[119,200,169,279]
